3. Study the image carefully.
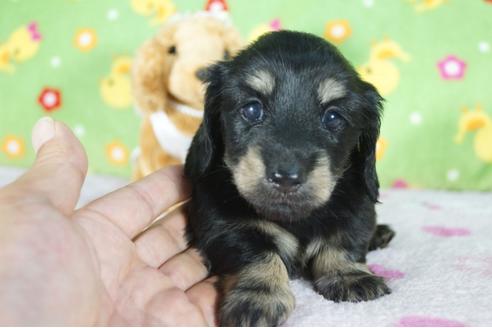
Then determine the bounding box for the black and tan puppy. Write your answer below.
[184,30,395,326]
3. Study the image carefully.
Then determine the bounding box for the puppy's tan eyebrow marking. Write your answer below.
[245,70,275,95]
[318,78,346,104]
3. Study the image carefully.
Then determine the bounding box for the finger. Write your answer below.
[77,165,189,238]
[186,277,219,327]
[12,117,88,214]
[159,248,209,291]
[113,264,206,326]
[134,206,188,268]
[145,288,208,326]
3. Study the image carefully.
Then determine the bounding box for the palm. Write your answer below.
[72,168,217,325]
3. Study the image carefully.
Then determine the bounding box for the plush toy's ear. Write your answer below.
[131,36,170,114]
[185,63,228,182]
[355,81,383,203]
[223,26,243,56]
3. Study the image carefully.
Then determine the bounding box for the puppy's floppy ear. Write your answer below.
[356,81,383,203]
[185,63,228,182]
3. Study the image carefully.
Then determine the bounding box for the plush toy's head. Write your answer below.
[132,14,242,113]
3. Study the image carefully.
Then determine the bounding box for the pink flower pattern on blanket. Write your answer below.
[368,264,405,279]
[422,225,471,237]
[454,255,492,278]
[397,315,466,327]
[421,201,442,210]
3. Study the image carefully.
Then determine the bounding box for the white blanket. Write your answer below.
[287,190,492,326]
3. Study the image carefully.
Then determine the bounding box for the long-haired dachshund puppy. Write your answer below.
[184,30,395,326]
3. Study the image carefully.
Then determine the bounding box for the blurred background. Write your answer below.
[0,0,491,190]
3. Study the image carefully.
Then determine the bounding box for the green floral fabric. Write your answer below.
[1,0,491,190]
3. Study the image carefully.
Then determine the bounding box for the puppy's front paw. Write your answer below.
[369,224,396,250]
[220,286,295,326]
[314,270,390,302]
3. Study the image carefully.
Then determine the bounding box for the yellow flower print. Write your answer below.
[2,135,25,159]
[106,141,129,165]
[376,137,388,161]
[408,0,448,12]
[131,0,176,25]
[324,20,352,44]
[73,28,97,52]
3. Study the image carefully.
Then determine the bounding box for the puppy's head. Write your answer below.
[186,31,382,221]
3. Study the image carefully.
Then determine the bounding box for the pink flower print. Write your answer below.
[368,264,405,279]
[269,18,282,31]
[454,256,492,278]
[421,201,441,210]
[437,55,467,80]
[392,179,409,189]
[422,225,470,237]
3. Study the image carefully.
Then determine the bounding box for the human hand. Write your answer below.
[0,117,217,325]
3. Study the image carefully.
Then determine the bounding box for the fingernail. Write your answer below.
[32,116,55,154]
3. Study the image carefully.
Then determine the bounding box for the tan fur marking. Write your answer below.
[240,253,290,286]
[220,253,295,326]
[246,70,275,95]
[311,247,370,278]
[231,146,265,197]
[306,154,337,205]
[318,78,346,104]
[304,237,325,264]
[254,221,299,260]
[312,247,350,274]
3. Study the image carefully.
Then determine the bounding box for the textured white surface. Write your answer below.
[286,190,492,327]
[1,166,491,326]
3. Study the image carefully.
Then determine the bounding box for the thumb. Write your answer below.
[16,117,88,214]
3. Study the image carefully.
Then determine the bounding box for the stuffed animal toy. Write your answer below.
[131,2,242,180]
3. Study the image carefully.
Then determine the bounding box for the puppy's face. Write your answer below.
[187,31,382,221]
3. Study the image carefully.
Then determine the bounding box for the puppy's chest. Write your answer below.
[258,220,339,276]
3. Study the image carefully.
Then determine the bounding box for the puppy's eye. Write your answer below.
[241,101,264,124]
[168,45,177,55]
[223,49,231,60]
[321,107,345,130]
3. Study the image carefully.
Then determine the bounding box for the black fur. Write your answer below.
[184,31,395,326]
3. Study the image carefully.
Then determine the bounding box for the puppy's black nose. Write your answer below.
[195,67,208,81]
[267,169,303,193]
